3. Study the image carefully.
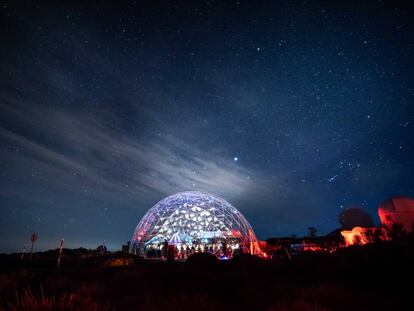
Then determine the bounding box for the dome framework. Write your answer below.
[131,191,261,258]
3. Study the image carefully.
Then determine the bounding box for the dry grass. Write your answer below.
[7,287,112,311]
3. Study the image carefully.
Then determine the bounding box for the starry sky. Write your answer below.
[1,1,413,252]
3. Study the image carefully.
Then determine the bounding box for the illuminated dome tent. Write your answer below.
[131,191,262,258]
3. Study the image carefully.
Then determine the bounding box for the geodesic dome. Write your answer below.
[130,191,260,255]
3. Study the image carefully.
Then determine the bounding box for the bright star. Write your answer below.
[234,156,239,162]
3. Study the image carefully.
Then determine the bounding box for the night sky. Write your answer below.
[1,1,413,252]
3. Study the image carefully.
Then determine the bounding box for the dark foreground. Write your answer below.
[0,242,413,311]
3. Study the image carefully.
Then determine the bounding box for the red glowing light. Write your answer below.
[340,227,388,247]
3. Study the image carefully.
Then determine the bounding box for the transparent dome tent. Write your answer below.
[130,191,262,258]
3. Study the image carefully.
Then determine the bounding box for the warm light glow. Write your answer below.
[378,197,414,232]
[302,243,323,251]
[341,227,386,246]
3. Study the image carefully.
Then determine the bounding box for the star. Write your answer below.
[0,0,411,253]
[328,175,338,182]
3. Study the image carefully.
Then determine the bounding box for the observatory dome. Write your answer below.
[130,191,260,257]
[378,196,414,232]
[339,207,374,230]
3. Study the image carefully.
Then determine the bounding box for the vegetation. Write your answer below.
[0,241,413,310]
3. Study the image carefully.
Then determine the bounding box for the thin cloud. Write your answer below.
[0,100,277,208]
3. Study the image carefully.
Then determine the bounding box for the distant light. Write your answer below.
[233,156,239,162]
[256,47,261,51]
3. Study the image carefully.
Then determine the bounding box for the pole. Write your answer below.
[101,240,106,256]
[29,233,38,261]
[57,238,64,267]
[21,242,27,260]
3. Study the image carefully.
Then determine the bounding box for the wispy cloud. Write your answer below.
[0,97,276,209]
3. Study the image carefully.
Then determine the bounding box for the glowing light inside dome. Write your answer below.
[130,191,262,258]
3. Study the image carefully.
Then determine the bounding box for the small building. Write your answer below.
[340,226,387,246]
[378,196,414,232]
